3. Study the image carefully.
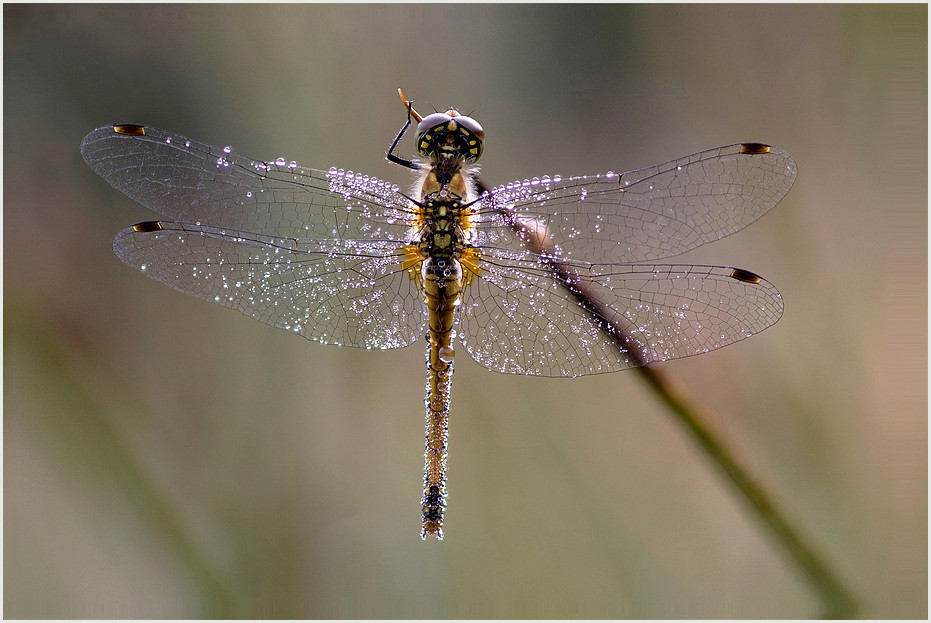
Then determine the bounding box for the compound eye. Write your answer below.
[417,113,452,135]
[455,115,484,141]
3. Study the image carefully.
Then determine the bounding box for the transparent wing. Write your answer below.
[114,221,425,349]
[471,143,796,263]
[81,124,417,241]
[458,248,783,376]
[84,124,424,348]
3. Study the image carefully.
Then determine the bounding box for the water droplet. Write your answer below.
[185,140,191,147]
[246,191,253,198]
[223,145,232,154]
[165,137,171,144]
[553,174,562,183]
[275,157,286,166]
[438,346,455,363]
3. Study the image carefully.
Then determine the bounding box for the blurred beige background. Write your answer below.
[4,4,926,618]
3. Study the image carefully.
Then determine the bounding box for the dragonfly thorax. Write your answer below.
[415,181,469,263]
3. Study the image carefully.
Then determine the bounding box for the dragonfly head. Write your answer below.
[416,110,484,163]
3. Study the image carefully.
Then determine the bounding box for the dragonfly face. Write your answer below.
[81,92,796,540]
[414,110,484,162]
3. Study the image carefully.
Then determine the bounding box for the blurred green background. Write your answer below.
[4,4,926,618]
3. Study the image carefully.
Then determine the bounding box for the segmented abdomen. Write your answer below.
[421,256,461,539]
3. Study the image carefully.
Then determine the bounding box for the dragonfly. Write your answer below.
[81,89,796,539]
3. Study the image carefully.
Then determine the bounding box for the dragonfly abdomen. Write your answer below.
[421,256,462,539]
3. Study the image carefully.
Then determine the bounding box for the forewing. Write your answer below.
[458,249,783,376]
[472,143,796,263]
[114,221,425,349]
[81,124,416,241]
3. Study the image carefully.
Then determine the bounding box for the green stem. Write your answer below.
[634,364,858,618]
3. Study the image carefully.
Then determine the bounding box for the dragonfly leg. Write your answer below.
[386,98,422,171]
